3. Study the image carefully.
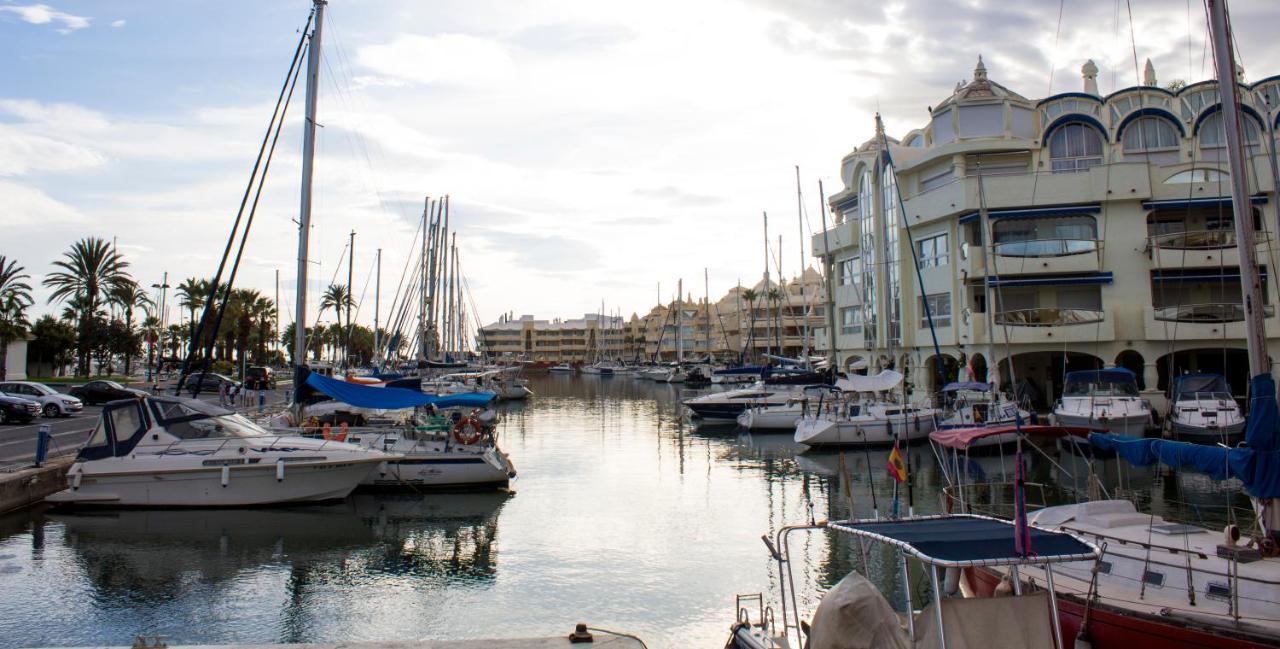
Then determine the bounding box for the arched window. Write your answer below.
[1198,111,1261,148]
[1049,122,1104,173]
[1122,116,1179,152]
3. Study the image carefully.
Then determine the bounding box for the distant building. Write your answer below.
[476,313,641,363]
[814,56,1280,410]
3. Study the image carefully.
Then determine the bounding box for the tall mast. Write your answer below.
[1208,0,1269,379]
[292,0,325,378]
[346,228,354,366]
[676,278,684,363]
[704,268,711,361]
[762,211,770,356]
[796,166,810,368]
[374,247,381,364]
[818,181,837,368]
[418,197,430,363]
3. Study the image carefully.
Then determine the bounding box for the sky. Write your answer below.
[3,0,1279,334]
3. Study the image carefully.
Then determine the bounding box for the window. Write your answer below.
[920,293,951,328]
[1122,116,1179,152]
[839,307,862,334]
[838,258,857,286]
[1048,123,1104,173]
[1198,111,1261,148]
[916,233,949,268]
[992,215,1097,256]
[1142,570,1165,588]
[1164,168,1229,184]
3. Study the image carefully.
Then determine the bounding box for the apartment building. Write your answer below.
[814,57,1280,411]
[476,313,642,363]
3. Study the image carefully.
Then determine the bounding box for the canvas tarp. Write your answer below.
[305,371,495,410]
[807,572,910,649]
[912,591,1054,649]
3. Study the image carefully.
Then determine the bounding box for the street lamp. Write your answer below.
[150,273,170,383]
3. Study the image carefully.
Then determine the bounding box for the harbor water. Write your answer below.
[0,375,1248,648]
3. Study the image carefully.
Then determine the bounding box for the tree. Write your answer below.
[319,284,354,362]
[43,238,132,375]
[174,277,207,355]
[108,281,153,375]
[28,315,76,377]
[0,256,34,380]
[740,288,758,361]
[767,285,784,353]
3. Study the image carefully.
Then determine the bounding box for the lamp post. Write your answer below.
[150,273,170,382]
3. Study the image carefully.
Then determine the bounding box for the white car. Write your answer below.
[0,381,84,417]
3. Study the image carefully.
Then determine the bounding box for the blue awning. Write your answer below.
[304,371,495,410]
[959,203,1101,225]
[1142,195,1268,210]
[986,272,1113,287]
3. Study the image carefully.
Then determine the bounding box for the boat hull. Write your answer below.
[1168,419,1246,443]
[363,449,513,490]
[1054,412,1150,436]
[794,414,937,446]
[737,405,803,431]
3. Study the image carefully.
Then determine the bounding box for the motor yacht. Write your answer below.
[1166,373,1245,443]
[548,363,576,374]
[681,384,801,422]
[46,395,396,507]
[792,370,940,447]
[937,381,1033,449]
[1052,368,1153,435]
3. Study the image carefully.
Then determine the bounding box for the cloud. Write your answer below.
[472,228,601,273]
[0,125,106,176]
[0,179,86,226]
[0,4,90,33]
[633,186,723,207]
[356,33,512,86]
[110,19,124,28]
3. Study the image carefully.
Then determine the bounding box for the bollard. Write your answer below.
[34,424,51,468]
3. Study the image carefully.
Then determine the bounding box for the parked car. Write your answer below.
[245,366,277,390]
[68,380,147,405]
[0,393,41,424]
[0,381,84,417]
[185,373,241,395]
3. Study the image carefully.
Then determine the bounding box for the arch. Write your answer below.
[1192,104,1265,143]
[998,351,1103,409]
[923,353,960,393]
[1042,113,1108,145]
[1113,108,1186,143]
[1036,92,1105,107]
[844,354,868,375]
[1045,118,1106,173]
[1114,350,1146,390]
[1155,347,1249,396]
[1103,86,1176,101]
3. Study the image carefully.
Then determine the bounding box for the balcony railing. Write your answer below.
[1153,303,1274,323]
[1149,230,1236,251]
[993,238,1098,258]
[994,308,1105,327]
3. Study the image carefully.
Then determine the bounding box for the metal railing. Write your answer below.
[1149,229,1269,251]
[994,308,1105,327]
[993,238,1098,257]
[1153,302,1275,323]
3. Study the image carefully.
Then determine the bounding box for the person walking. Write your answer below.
[218,379,228,407]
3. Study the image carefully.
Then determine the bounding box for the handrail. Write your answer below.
[993,238,1098,258]
[1149,229,1271,251]
[994,308,1105,327]
[1154,302,1275,323]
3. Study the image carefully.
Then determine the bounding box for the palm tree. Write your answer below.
[319,284,354,363]
[767,285,784,354]
[740,288,758,361]
[251,295,276,364]
[174,277,207,352]
[0,256,34,380]
[109,281,153,375]
[43,238,132,375]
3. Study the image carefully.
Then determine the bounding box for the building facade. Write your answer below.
[476,313,643,363]
[814,57,1280,411]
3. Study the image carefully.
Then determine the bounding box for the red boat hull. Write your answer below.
[969,568,1277,648]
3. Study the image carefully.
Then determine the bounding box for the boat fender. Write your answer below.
[276,459,285,482]
[70,470,82,490]
[221,464,230,488]
[943,567,961,596]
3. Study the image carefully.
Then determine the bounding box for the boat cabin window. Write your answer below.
[84,420,108,448]
[108,403,145,443]
[164,413,268,440]
[1063,380,1139,397]
[1142,570,1165,587]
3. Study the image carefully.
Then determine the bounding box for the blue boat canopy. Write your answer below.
[1090,373,1280,498]
[1170,373,1232,400]
[304,371,495,410]
[828,515,1096,567]
[942,381,992,392]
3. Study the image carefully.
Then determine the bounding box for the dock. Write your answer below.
[0,457,72,515]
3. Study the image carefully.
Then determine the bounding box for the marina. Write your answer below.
[2,0,1280,646]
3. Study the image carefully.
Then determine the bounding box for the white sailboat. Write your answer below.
[792,370,940,446]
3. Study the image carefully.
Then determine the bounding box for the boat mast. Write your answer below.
[704,268,711,363]
[1207,0,1269,380]
[346,228,354,367]
[292,0,325,388]
[818,180,837,368]
[796,166,810,369]
[762,211,771,357]
[373,247,381,365]
[676,278,684,363]
[418,197,430,363]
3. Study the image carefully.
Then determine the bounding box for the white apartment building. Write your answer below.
[477,313,640,363]
[814,57,1280,411]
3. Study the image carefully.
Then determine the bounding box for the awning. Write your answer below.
[930,424,1101,450]
[834,369,903,393]
[959,203,1101,225]
[828,515,1097,567]
[986,272,1112,287]
[305,371,495,410]
[1142,195,1268,210]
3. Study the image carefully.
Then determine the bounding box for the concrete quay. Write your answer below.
[0,457,72,515]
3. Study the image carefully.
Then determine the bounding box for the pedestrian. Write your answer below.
[257,379,266,412]
[218,380,228,406]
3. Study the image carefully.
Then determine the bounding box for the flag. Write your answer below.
[886,441,907,483]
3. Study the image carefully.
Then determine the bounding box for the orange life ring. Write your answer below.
[452,417,484,445]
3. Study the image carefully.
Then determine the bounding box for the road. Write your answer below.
[0,384,294,466]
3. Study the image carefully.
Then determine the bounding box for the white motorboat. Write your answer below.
[737,401,806,430]
[682,384,802,421]
[580,362,615,376]
[548,364,576,374]
[1052,368,1153,435]
[792,370,940,447]
[937,381,1033,448]
[47,396,396,507]
[1166,373,1245,443]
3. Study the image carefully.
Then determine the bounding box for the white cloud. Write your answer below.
[0,125,106,176]
[0,4,90,34]
[110,19,125,28]
[0,179,86,226]
[356,33,513,86]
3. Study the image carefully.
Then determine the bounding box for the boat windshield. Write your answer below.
[1172,375,1233,402]
[150,398,268,440]
[1063,380,1139,397]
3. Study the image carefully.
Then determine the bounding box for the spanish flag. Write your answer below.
[886,441,908,483]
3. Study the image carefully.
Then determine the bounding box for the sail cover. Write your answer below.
[835,370,903,393]
[305,371,495,410]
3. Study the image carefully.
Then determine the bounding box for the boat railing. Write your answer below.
[148,432,374,457]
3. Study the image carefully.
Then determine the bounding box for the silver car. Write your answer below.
[0,381,84,417]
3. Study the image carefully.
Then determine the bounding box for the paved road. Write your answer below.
[0,384,294,466]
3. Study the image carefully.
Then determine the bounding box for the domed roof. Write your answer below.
[933,55,1031,112]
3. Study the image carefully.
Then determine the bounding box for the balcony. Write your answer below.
[811,219,859,255]
[989,239,1101,276]
[1144,304,1277,340]
[1146,230,1273,269]
[987,308,1113,344]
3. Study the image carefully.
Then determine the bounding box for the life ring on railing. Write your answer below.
[452,417,484,445]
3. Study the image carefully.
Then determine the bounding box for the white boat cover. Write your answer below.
[911,591,1053,649]
[808,572,910,649]
[834,370,903,393]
